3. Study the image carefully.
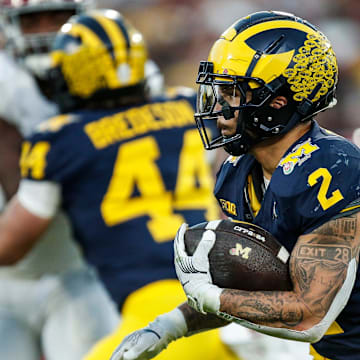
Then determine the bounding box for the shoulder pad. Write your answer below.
[271,136,360,229]
[22,114,88,184]
[36,114,79,133]
[215,154,250,188]
[274,136,360,196]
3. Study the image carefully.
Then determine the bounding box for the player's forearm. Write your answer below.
[216,257,356,344]
[178,289,314,341]
[219,289,308,330]
[217,214,360,332]
[0,197,51,265]
[216,237,357,342]
[178,302,229,335]
[217,246,350,332]
[216,288,321,342]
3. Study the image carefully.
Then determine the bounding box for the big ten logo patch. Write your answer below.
[219,198,237,216]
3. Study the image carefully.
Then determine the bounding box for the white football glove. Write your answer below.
[110,309,187,360]
[174,223,223,314]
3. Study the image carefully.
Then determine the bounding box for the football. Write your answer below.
[184,219,292,291]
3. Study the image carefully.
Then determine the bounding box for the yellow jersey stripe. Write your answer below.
[340,204,360,213]
[325,321,344,335]
[247,174,261,217]
[310,345,334,360]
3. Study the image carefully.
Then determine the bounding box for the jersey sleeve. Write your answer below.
[17,179,61,218]
[19,115,83,185]
[272,138,360,234]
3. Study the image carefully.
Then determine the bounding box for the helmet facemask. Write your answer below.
[195,61,299,155]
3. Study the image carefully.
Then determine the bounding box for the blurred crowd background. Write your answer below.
[99,0,360,139]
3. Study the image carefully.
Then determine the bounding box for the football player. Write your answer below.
[110,11,360,360]
[0,1,119,359]
[0,8,239,360]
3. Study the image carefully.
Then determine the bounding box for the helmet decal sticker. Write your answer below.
[282,32,337,103]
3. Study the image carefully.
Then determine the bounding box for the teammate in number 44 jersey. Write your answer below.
[109,11,360,360]
[0,8,238,360]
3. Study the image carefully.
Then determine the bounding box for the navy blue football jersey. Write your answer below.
[215,121,360,360]
[20,91,218,308]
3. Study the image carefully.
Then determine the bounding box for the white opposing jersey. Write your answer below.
[0,51,57,137]
[0,51,86,278]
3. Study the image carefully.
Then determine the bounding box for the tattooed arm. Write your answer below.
[207,212,360,340]
[177,213,360,340]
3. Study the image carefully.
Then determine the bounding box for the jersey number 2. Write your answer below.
[308,168,344,210]
[101,130,216,242]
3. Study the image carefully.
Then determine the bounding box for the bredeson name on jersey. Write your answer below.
[84,100,195,149]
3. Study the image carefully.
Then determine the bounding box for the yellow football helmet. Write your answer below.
[195,11,338,155]
[48,8,148,112]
